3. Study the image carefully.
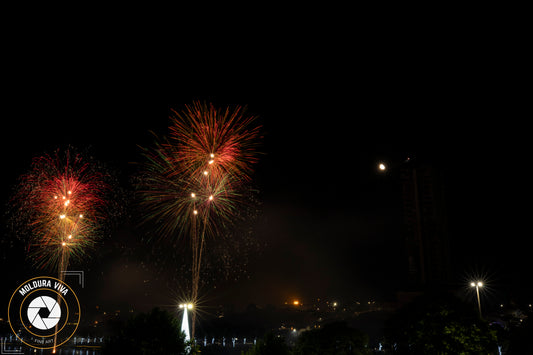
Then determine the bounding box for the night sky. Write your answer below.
[2,29,531,316]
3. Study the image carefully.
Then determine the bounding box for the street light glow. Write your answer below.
[378,163,386,171]
[178,303,192,343]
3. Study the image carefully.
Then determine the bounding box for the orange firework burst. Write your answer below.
[167,102,261,183]
[138,102,261,239]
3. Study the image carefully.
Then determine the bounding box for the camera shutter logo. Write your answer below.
[26,296,61,330]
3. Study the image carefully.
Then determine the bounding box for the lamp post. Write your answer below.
[470,281,483,318]
[179,303,193,342]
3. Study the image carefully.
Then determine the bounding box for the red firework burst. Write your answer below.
[12,149,108,272]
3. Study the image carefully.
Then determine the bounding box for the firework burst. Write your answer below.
[138,102,261,240]
[138,101,261,338]
[11,148,109,273]
[167,102,261,183]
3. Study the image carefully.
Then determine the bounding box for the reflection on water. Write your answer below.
[1,336,101,354]
[2,334,258,354]
[1,346,100,354]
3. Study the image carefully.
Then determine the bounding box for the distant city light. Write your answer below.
[293,300,299,306]
[378,163,386,171]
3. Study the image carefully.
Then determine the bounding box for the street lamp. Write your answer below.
[470,281,483,318]
[179,303,193,342]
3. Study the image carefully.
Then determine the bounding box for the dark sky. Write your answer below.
[2,28,531,315]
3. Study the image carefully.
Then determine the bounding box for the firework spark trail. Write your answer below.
[138,101,261,339]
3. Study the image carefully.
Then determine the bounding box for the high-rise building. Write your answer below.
[400,161,450,288]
